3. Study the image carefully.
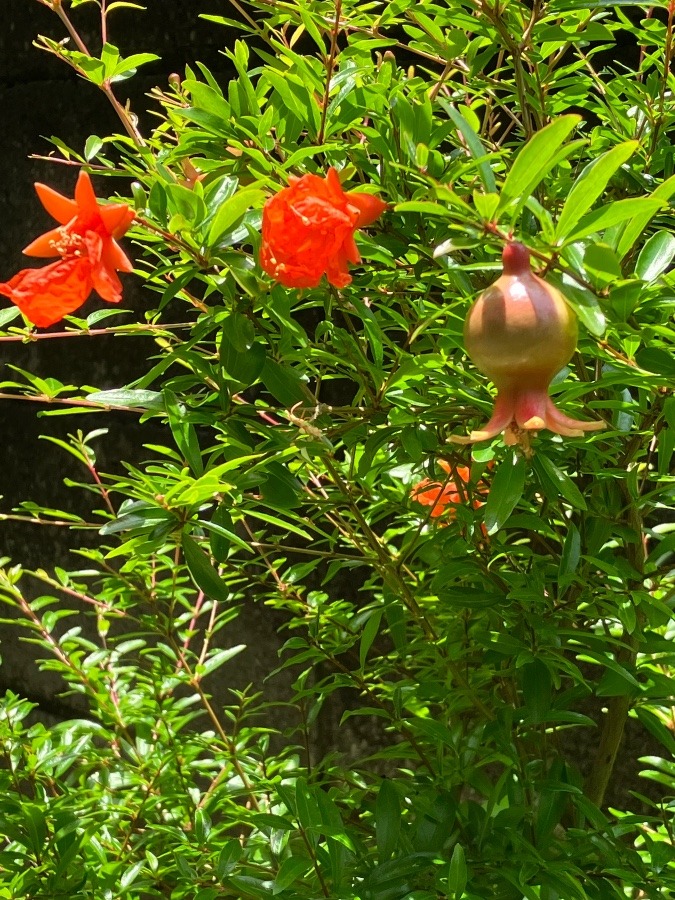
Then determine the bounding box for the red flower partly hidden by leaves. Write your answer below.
[411,460,489,522]
[260,167,387,289]
[0,171,135,328]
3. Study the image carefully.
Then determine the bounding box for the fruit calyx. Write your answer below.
[451,241,606,451]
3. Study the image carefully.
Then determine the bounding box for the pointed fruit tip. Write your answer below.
[502,241,531,276]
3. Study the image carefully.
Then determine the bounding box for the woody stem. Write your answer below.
[317,0,342,145]
[50,2,145,147]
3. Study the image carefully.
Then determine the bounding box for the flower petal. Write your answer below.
[0,258,93,327]
[101,239,134,274]
[347,192,388,227]
[23,226,66,258]
[260,170,385,289]
[543,397,606,436]
[34,183,78,224]
[100,203,135,239]
[74,170,99,214]
[450,391,516,444]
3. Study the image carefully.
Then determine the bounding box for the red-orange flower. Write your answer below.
[260,167,387,289]
[0,171,135,327]
[411,460,488,521]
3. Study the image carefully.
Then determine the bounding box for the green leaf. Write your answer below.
[376,780,401,861]
[260,462,301,510]
[205,504,249,561]
[616,173,675,257]
[499,115,581,212]
[164,389,204,476]
[596,662,640,697]
[0,306,20,327]
[273,857,311,894]
[483,450,526,534]
[84,134,103,161]
[559,523,581,591]
[208,188,265,245]
[546,272,606,336]
[439,99,497,193]
[522,659,552,724]
[565,197,664,243]
[447,843,467,898]
[85,389,164,410]
[217,841,242,878]
[182,534,231,603]
[359,609,383,669]
[554,142,638,241]
[532,454,588,510]
[636,347,675,377]
[473,190,500,222]
[394,200,454,216]
[111,51,160,79]
[220,316,266,386]
[261,358,308,406]
[635,230,675,281]
[197,645,246,678]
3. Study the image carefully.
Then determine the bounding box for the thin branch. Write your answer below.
[317,0,342,145]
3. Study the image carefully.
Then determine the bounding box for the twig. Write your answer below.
[317,0,342,145]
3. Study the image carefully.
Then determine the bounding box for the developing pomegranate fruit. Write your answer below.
[451,242,605,450]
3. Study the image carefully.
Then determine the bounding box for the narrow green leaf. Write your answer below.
[111,51,160,79]
[440,99,497,193]
[197,646,246,678]
[635,230,675,281]
[273,858,311,894]
[182,534,231,603]
[201,514,253,557]
[483,451,526,535]
[260,462,301,510]
[447,843,468,898]
[261,358,308,406]
[394,200,454,216]
[546,272,606,337]
[376,780,401,861]
[617,173,675,257]
[0,306,20,326]
[499,115,580,211]
[208,189,265,245]
[295,778,321,833]
[566,197,663,244]
[532,454,588,509]
[554,142,638,241]
[522,658,552,724]
[359,609,383,669]
[636,347,675,376]
[164,389,203,476]
[473,190,500,221]
[559,523,581,590]
[119,861,144,890]
[85,389,164,410]
[207,505,239,561]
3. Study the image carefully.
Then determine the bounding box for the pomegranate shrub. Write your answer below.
[0,1,673,898]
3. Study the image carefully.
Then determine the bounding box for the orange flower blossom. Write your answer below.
[0,171,135,328]
[411,460,489,521]
[260,167,387,289]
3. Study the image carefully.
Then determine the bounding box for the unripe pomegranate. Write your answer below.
[451,242,605,448]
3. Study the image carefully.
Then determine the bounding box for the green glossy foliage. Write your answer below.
[0,0,674,898]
